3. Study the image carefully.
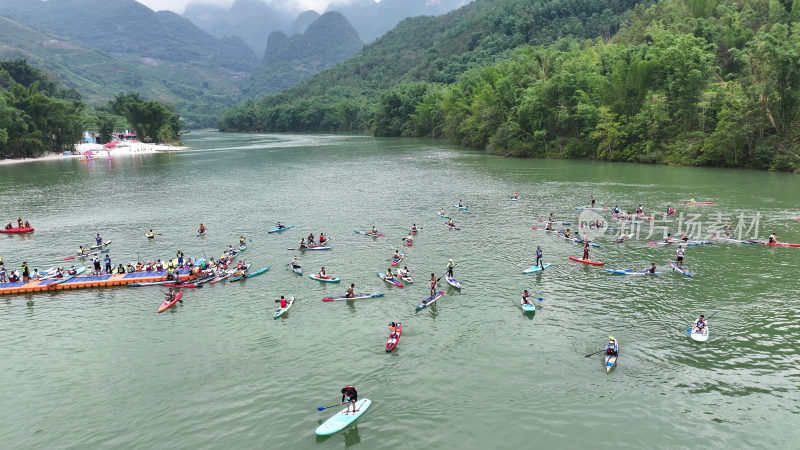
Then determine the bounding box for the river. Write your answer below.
[1,131,799,448]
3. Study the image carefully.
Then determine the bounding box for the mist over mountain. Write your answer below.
[247,11,362,97]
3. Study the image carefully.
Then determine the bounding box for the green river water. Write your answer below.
[1,131,799,448]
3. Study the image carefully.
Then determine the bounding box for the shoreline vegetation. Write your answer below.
[218,0,800,173]
[1,60,183,160]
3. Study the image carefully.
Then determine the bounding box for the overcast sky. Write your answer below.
[137,0,364,14]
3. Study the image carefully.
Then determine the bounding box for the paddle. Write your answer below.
[317,404,340,411]
[584,349,605,358]
[685,312,718,333]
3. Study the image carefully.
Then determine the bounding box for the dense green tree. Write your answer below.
[111,93,182,143]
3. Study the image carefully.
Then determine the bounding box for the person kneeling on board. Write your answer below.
[693,315,707,335]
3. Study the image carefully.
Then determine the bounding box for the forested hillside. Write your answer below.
[221,0,800,172]
[219,0,644,132]
[0,0,256,127]
[0,60,182,158]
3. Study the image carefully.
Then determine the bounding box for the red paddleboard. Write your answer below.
[158,291,183,313]
[386,323,402,352]
[569,256,605,265]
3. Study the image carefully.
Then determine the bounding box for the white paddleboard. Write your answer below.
[315,398,371,436]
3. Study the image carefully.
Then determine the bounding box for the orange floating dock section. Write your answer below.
[0,269,191,296]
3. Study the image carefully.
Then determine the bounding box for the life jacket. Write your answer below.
[280,298,287,308]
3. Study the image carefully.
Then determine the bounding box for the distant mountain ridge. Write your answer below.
[0,0,258,127]
[247,11,362,97]
[183,0,470,52]
[183,0,293,56]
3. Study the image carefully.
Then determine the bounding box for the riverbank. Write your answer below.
[0,142,186,166]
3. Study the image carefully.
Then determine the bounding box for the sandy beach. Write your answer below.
[0,142,186,166]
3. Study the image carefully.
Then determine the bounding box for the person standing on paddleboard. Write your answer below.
[429,273,437,299]
[676,246,685,267]
[536,246,543,267]
[591,195,595,208]
[341,386,358,414]
[447,259,455,278]
[582,242,590,260]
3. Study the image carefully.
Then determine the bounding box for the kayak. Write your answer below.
[690,324,709,342]
[444,222,461,230]
[89,240,112,250]
[605,342,618,373]
[322,293,384,302]
[445,277,461,289]
[415,291,444,310]
[273,296,295,319]
[194,274,217,285]
[511,197,520,202]
[405,240,413,247]
[128,280,170,287]
[0,226,34,234]
[748,240,800,247]
[310,273,340,283]
[569,256,605,265]
[209,271,233,284]
[669,261,693,277]
[157,291,183,313]
[377,272,403,287]
[522,263,551,274]
[315,398,372,436]
[437,212,450,219]
[197,231,206,237]
[46,267,87,288]
[711,234,754,244]
[287,246,331,251]
[355,230,385,237]
[521,297,536,312]
[391,253,404,266]
[648,240,708,246]
[289,262,303,275]
[575,206,609,210]
[556,233,600,247]
[681,201,715,205]
[386,323,402,352]
[604,269,662,275]
[453,205,468,210]
[64,249,109,260]
[164,283,201,288]
[248,266,271,278]
[268,225,294,233]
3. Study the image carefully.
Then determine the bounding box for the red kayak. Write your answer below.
[157,291,183,313]
[569,256,605,265]
[163,283,202,288]
[749,240,800,247]
[0,226,34,234]
[386,323,402,352]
